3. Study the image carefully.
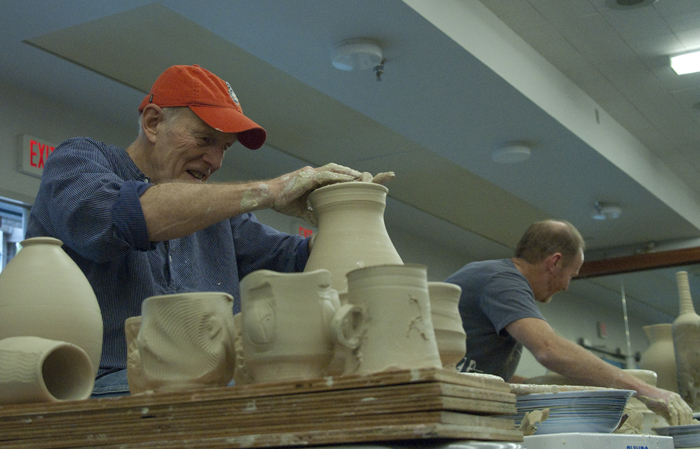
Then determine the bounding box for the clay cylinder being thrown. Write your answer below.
[0,336,94,404]
[344,264,442,375]
[0,237,103,376]
[672,271,700,411]
[304,182,403,294]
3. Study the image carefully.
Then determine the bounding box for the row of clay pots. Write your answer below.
[125,269,466,394]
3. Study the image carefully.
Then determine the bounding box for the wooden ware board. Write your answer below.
[0,367,522,448]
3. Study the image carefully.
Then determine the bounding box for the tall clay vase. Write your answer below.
[0,237,103,376]
[304,182,403,294]
[639,323,678,393]
[673,271,700,411]
[428,282,466,370]
[0,336,94,404]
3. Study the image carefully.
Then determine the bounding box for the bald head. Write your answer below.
[515,220,585,267]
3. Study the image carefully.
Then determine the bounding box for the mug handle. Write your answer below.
[331,304,366,349]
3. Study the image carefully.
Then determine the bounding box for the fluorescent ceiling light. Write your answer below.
[670,51,700,75]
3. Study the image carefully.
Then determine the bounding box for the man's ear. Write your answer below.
[140,104,164,143]
[547,253,563,272]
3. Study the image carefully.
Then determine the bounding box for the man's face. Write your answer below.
[149,108,237,184]
[539,250,584,304]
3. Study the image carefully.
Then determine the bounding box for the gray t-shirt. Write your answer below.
[445,259,545,381]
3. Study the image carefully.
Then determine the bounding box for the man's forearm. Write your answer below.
[140,180,275,242]
[536,337,648,392]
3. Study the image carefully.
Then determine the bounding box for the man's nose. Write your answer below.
[202,146,225,172]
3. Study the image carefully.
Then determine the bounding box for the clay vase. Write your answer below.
[345,264,442,375]
[0,336,94,404]
[239,269,365,384]
[304,182,403,294]
[428,282,466,370]
[672,271,700,411]
[131,292,236,394]
[0,237,103,376]
[639,323,678,393]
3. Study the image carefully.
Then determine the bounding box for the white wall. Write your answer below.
[0,80,657,381]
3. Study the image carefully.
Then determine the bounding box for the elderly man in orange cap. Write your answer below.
[27,65,391,397]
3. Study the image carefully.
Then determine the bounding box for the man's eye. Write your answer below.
[197,137,213,146]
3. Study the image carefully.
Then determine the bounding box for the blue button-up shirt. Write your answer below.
[27,137,309,373]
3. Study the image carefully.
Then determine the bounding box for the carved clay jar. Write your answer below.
[239,268,364,384]
[131,292,236,394]
[304,182,403,294]
[639,323,678,393]
[428,282,466,370]
[0,237,103,376]
[124,316,146,394]
[0,336,94,404]
[345,264,442,375]
[673,271,700,411]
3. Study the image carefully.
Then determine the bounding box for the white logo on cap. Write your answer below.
[225,82,240,105]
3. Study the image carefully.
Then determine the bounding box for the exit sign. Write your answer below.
[18,135,57,178]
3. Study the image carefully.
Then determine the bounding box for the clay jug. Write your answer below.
[304,182,403,293]
[428,282,466,370]
[0,336,94,404]
[239,269,364,384]
[639,323,678,393]
[0,237,102,376]
[673,271,700,411]
[345,264,442,375]
[131,292,236,393]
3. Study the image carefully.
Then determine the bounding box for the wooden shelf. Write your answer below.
[0,367,522,448]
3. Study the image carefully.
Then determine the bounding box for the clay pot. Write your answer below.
[304,182,403,293]
[428,282,466,370]
[345,264,442,375]
[639,323,678,393]
[130,292,236,394]
[239,269,364,384]
[672,271,700,411]
[124,316,145,394]
[0,336,94,404]
[0,237,102,376]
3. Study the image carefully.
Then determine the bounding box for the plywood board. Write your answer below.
[0,368,521,448]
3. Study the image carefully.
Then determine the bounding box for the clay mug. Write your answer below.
[344,264,443,375]
[239,268,365,384]
[0,336,94,404]
[428,282,467,370]
[130,292,236,393]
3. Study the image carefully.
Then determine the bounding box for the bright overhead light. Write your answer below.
[670,50,700,75]
[592,202,622,220]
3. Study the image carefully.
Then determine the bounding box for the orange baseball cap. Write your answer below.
[138,65,267,150]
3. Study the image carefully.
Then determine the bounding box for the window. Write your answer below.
[0,197,31,272]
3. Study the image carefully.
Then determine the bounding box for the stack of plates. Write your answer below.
[512,389,635,435]
[653,424,700,448]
